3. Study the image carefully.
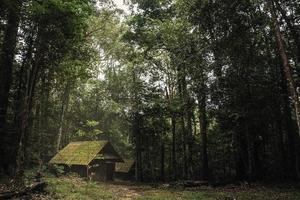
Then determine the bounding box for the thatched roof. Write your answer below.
[49,141,123,166]
[115,159,135,173]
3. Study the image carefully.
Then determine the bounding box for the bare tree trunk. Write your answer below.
[269,0,300,180]
[198,93,209,181]
[177,65,188,179]
[245,123,254,181]
[160,141,165,182]
[281,66,300,179]
[56,82,71,152]
[165,87,177,180]
[171,116,177,180]
[180,117,188,179]
[36,102,43,169]
[56,104,66,152]
[186,98,194,178]
[0,0,22,175]
[268,0,300,138]
[131,67,143,182]
[134,113,142,182]
[274,0,300,64]
[38,72,51,163]
[15,59,40,173]
[14,20,48,172]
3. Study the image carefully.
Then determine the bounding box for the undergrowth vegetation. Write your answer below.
[44,175,300,200]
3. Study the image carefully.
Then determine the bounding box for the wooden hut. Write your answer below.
[115,159,135,180]
[50,141,123,181]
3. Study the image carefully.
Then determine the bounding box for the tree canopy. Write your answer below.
[0,0,299,183]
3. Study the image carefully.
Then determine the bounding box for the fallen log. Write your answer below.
[0,182,46,199]
[169,180,209,188]
[184,181,209,187]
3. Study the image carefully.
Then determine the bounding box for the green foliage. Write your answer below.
[1,0,300,185]
[46,176,113,200]
[52,165,66,176]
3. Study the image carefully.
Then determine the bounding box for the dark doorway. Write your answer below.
[106,162,115,181]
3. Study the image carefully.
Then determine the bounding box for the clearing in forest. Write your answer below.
[44,176,300,200]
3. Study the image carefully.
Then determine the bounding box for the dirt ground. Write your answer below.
[1,176,300,200]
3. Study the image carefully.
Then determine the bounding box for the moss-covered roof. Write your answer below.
[115,159,135,173]
[50,141,109,166]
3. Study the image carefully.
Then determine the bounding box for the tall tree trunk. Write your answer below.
[160,141,165,182]
[245,123,254,181]
[15,58,40,173]
[269,2,300,178]
[165,87,177,180]
[274,0,300,64]
[134,112,142,182]
[56,82,71,152]
[171,116,177,180]
[186,97,194,178]
[14,19,49,171]
[177,64,188,179]
[180,116,188,179]
[38,72,51,163]
[281,66,300,180]
[198,93,209,181]
[13,27,37,172]
[268,0,300,138]
[0,0,22,175]
[36,102,43,169]
[131,67,143,182]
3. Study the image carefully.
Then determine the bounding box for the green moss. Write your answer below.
[50,141,108,165]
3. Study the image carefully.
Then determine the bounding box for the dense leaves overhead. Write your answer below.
[0,0,299,184]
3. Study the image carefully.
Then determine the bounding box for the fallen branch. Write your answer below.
[169,180,209,188]
[0,182,46,199]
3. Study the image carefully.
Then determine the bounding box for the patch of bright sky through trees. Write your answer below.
[97,0,131,15]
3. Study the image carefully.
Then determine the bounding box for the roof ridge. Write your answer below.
[70,140,109,143]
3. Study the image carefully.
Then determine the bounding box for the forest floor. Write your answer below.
[1,175,300,199]
[44,176,300,200]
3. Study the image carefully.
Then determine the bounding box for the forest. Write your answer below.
[0,0,300,199]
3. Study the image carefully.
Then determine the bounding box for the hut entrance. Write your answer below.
[106,162,115,181]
